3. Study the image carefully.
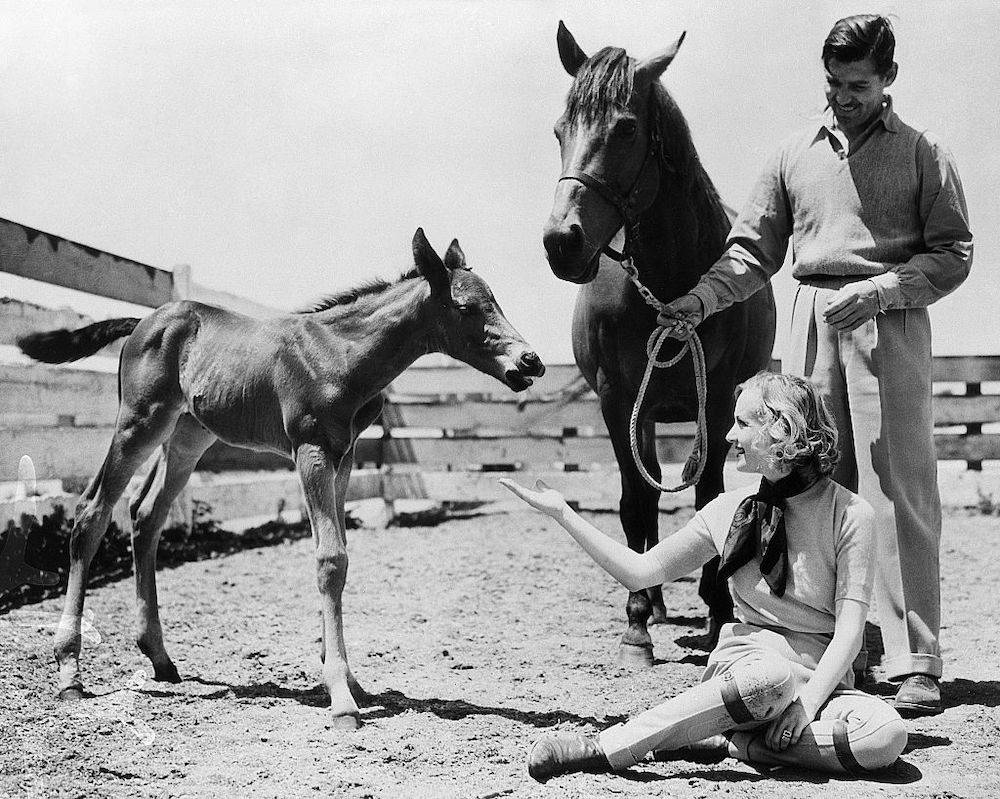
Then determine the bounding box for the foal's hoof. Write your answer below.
[328,713,362,731]
[617,642,654,669]
[153,662,182,683]
[58,686,85,702]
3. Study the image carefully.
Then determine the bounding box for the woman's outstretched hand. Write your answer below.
[498,478,569,518]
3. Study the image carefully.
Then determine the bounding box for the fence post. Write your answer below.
[966,381,983,471]
[171,264,192,302]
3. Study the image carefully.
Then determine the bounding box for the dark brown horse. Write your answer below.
[17,228,545,728]
[542,23,775,665]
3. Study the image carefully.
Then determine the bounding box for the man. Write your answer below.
[660,14,972,716]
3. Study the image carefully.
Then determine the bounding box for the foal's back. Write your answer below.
[121,301,335,454]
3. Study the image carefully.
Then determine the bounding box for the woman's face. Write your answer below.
[726,388,790,483]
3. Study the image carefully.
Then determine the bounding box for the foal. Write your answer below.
[18,228,545,728]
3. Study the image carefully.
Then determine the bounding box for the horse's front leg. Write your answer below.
[602,392,662,668]
[296,441,359,729]
[694,396,736,647]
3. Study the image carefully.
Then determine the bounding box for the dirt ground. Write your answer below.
[2,503,999,799]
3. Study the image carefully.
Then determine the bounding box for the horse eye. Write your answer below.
[614,118,638,138]
[453,303,477,316]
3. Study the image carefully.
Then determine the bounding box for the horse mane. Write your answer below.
[568,48,731,253]
[566,47,633,124]
[295,268,421,314]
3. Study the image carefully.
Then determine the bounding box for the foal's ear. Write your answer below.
[412,227,450,297]
[557,21,588,77]
[635,31,686,84]
[444,239,467,271]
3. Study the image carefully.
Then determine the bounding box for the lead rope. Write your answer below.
[620,258,709,492]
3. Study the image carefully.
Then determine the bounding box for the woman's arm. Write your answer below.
[499,478,715,591]
[763,597,868,751]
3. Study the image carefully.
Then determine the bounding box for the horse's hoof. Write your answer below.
[617,642,654,669]
[649,606,669,625]
[328,713,362,731]
[153,662,181,683]
[58,686,85,702]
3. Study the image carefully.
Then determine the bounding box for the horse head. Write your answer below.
[412,228,545,391]
[543,21,686,283]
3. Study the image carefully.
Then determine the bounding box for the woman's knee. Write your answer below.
[847,703,908,769]
[724,653,796,723]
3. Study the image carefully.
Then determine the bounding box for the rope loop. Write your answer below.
[622,258,709,493]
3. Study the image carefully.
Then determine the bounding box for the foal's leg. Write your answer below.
[330,451,371,706]
[130,414,217,682]
[296,442,359,728]
[54,401,183,699]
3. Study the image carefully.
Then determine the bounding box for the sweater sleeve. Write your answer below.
[868,132,973,310]
[689,144,793,318]
[834,497,876,605]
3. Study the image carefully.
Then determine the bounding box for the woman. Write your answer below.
[501,372,907,782]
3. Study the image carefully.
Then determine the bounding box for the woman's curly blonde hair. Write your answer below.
[735,372,840,477]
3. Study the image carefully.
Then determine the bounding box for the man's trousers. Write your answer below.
[785,279,943,680]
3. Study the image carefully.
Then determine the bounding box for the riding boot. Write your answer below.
[527,733,611,782]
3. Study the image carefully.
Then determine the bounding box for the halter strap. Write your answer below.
[555,105,661,263]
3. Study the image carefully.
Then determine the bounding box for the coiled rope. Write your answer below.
[620,259,709,492]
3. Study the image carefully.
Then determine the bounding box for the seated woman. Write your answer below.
[501,372,907,782]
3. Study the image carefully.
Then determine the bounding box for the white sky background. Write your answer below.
[1,0,997,362]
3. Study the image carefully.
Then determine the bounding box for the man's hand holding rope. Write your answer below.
[656,293,705,339]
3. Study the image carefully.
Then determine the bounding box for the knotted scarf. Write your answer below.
[717,469,820,597]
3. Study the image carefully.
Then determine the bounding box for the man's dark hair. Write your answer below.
[822,14,895,75]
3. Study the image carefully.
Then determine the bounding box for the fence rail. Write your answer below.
[2,216,998,516]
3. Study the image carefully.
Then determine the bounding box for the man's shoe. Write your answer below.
[894,674,942,717]
[527,733,611,782]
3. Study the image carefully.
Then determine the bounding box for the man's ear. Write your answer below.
[412,228,450,298]
[883,62,898,88]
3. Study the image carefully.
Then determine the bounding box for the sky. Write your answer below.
[1,1,998,362]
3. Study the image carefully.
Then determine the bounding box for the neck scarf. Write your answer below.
[717,469,820,597]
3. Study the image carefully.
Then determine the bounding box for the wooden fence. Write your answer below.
[3,215,999,514]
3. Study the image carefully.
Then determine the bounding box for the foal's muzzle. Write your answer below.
[504,350,545,391]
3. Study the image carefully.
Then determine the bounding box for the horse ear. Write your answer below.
[635,31,686,83]
[557,21,588,77]
[412,228,450,297]
[444,239,467,271]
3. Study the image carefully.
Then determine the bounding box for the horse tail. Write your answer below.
[17,317,141,363]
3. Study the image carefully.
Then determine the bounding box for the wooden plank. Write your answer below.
[0,425,115,482]
[1,363,119,421]
[384,469,696,510]
[934,433,1000,461]
[933,356,1000,383]
[0,217,173,308]
[932,394,1000,425]
[384,397,606,431]
[387,363,584,397]
[357,435,695,470]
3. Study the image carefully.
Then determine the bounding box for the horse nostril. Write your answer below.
[543,225,583,261]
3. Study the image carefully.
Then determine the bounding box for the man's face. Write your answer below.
[824,56,896,135]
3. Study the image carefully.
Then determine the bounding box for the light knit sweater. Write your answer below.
[690,97,973,317]
[649,477,875,636]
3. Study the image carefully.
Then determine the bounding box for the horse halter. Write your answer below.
[556,106,662,263]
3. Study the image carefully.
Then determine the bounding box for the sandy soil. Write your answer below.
[2,505,999,799]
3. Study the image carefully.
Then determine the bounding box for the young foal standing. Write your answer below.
[18,228,544,729]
